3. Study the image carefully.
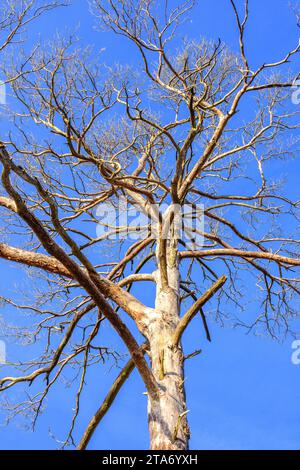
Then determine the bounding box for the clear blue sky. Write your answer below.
[0,0,300,450]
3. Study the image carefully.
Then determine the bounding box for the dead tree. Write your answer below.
[0,0,299,450]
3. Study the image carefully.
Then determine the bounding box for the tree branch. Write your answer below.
[173,275,227,347]
[0,196,17,212]
[77,342,149,450]
[0,153,159,400]
[0,242,152,326]
[180,249,300,267]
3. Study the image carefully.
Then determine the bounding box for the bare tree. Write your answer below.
[0,0,299,450]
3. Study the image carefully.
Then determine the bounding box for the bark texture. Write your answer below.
[147,251,190,450]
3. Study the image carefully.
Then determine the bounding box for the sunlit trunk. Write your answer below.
[147,254,190,450]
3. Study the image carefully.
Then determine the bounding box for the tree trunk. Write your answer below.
[147,255,190,450]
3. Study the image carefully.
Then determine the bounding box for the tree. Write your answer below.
[0,0,299,450]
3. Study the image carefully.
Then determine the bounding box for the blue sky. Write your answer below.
[0,0,300,450]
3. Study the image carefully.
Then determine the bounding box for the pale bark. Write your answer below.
[180,249,300,266]
[147,248,190,450]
